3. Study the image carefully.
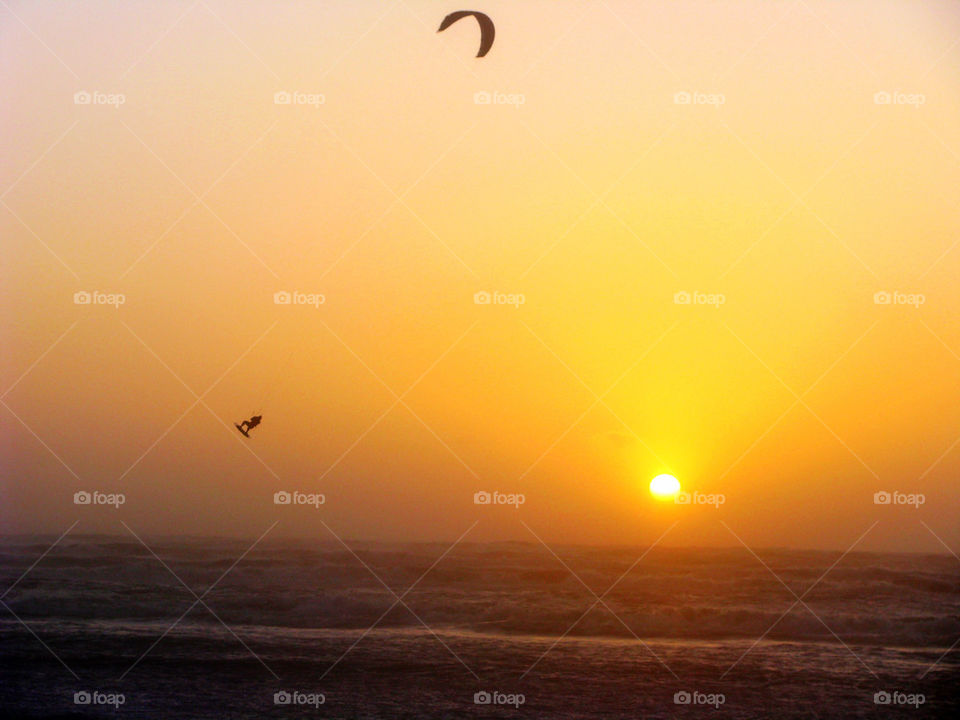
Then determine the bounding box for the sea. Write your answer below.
[1,535,957,718]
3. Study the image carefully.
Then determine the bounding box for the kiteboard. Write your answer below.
[234,423,250,438]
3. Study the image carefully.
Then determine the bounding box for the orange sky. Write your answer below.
[2,0,960,551]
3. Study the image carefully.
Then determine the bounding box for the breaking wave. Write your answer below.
[1,536,956,648]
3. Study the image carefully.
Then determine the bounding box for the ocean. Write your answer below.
[1,535,957,718]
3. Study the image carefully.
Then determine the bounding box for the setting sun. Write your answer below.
[649,474,681,499]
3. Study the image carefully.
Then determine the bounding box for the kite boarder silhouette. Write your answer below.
[235,414,262,438]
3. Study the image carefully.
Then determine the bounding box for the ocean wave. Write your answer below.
[1,537,956,648]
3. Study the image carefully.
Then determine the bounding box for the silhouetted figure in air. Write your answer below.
[235,415,262,437]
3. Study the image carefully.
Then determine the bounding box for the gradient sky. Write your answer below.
[2,0,960,551]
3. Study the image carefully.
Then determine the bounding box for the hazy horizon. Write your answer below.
[2,530,958,557]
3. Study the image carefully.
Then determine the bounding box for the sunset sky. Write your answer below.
[2,0,960,552]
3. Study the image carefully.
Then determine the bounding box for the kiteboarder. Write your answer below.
[235,415,262,437]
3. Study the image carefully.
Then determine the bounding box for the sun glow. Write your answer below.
[649,474,681,499]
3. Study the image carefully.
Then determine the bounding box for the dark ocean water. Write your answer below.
[1,536,957,718]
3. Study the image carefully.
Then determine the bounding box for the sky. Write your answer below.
[2,0,960,552]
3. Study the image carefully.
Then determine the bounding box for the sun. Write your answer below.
[649,474,681,499]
